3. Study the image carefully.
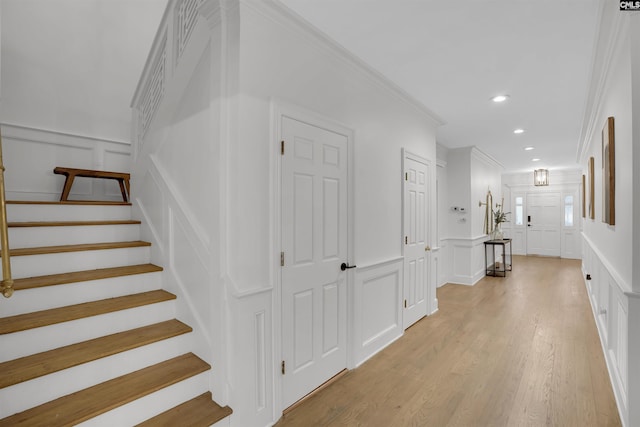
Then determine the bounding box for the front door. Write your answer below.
[526,192,561,256]
[281,116,348,409]
[403,154,429,329]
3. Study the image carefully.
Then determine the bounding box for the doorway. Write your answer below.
[526,192,561,256]
[403,151,430,329]
[280,115,349,409]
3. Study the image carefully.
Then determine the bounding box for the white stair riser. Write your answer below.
[77,372,210,427]
[9,224,141,248]
[212,416,232,427]
[0,334,193,418]
[2,246,150,279]
[7,204,132,222]
[0,300,176,362]
[2,272,162,317]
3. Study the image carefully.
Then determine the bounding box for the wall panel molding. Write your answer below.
[352,257,403,367]
[1,123,131,201]
[582,235,634,426]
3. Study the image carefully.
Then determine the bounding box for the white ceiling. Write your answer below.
[277,0,602,173]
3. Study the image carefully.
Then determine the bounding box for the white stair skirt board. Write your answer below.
[0,333,192,418]
[6,203,132,222]
[3,271,162,317]
[0,300,176,362]
[0,246,151,278]
[9,223,141,247]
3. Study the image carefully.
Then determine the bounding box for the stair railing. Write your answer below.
[0,128,13,298]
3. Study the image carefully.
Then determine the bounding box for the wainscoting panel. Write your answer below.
[452,244,471,280]
[1,123,131,201]
[447,236,488,286]
[170,207,212,335]
[352,258,403,367]
[582,234,633,426]
[103,149,132,197]
[561,229,581,259]
[228,289,273,427]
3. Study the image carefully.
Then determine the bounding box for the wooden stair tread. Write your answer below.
[13,264,163,291]
[137,392,233,427]
[0,290,176,334]
[1,241,151,257]
[0,353,210,427]
[7,220,141,227]
[7,200,131,206]
[0,320,192,389]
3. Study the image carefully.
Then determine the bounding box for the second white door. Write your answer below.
[403,155,429,329]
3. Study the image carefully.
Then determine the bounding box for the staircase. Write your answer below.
[0,200,232,426]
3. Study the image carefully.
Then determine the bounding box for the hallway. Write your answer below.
[277,256,621,426]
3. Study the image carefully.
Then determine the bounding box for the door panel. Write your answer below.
[403,156,429,329]
[282,116,348,409]
[526,192,560,256]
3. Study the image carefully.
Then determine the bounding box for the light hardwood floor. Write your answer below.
[276,256,621,426]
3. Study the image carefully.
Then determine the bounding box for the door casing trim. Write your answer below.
[271,98,355,417]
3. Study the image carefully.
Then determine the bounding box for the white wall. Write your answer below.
[577,3,639,426]
[580,28,633,294]
[445,148,471,239]
[230,5,439,290]
[225,2,441,424]
[2,123,131,201]
[131,1,441,426]
[130,0,229,414]
[1,0,166,142]
[442,146,502,285]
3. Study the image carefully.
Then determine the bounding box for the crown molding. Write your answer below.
[577,1,628,163]
[470,146,503,170]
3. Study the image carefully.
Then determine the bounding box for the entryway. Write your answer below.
[526,192,561,256]
[402,151,430,329]
[280,115,350,409]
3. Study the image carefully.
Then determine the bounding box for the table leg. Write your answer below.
[60,175,75,201]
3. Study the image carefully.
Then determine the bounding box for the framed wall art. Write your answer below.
[589,156,595,220]
[602,116,615,225]
[582,174,586,218]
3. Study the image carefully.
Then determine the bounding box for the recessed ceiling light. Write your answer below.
[524,146,534,151]
[532,158,540,162]
[514,129,525,134]
[491,95,509,103]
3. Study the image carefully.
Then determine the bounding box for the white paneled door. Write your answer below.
[526,192,561,256]
[281,116,348,409]
[403,154,429,329]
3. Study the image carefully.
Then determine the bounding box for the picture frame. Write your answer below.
[582,174,586,218]
[602,116,615,225]
[589,157,595,220]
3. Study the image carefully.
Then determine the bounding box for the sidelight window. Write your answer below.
[515,196,524,225]
[564,195,574,227]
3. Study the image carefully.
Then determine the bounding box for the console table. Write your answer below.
[484,239,512,277]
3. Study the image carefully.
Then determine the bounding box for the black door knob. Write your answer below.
[341,263,357,271]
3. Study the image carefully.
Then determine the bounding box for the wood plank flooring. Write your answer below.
[276,256,621,427]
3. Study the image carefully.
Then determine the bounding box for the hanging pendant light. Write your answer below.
[534,169,549,186]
